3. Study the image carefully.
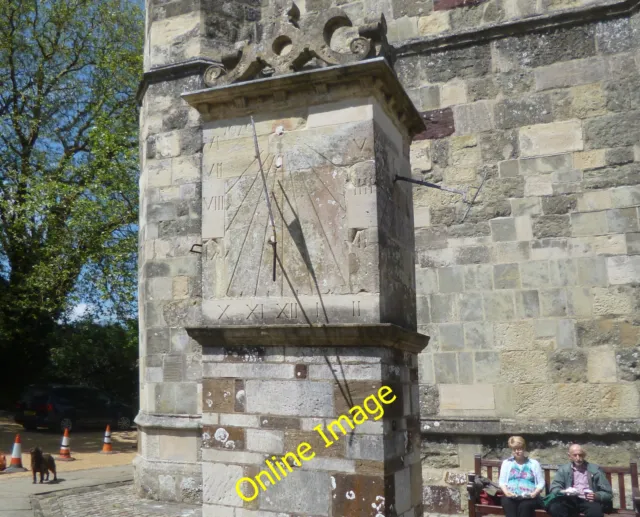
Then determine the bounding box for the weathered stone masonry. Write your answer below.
[137,0,640,513]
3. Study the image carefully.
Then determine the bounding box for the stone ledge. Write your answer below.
[135,411,202,430]
[396,0,639,56]
[181,57,426,138]
[421,417,640,436]
[186,323,430,354]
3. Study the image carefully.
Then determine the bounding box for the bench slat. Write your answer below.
[620,474,627,510]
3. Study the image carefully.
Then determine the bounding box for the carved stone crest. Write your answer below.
[203,4,394,87]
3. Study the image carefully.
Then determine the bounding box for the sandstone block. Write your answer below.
[260,469,331,515]
[441,80,468,107]
[607,208,639,233]
[245,429,284,454]
[577,191,611,212]
[494,263,520,289]
[419,353,435,384]
[610,186,640,208]
[491,218,517,242]
[501,350,549,383]
[573,150,606,170]
[438,267,464,293]
[463,264,494,290]
[387,15,419,43]
[202,463,243,507]
[430,293,458,322]
[417,268,439,294]
[627,233,640,254]
[571,83,607,119]
[616,349,640,382]
[418,10,452,36]
[494,321,535,350]
[587,348,618,383]
[524,175,553,197]
[584,112,640,149]
[567,287,593,318]
[593,287,634,316]
[439,323,465,351]
[494,96,554,130]
[519,121,583,158]
[511,198,542,216]
[439,384,495,414]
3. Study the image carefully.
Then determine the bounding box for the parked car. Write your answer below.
[15,384,135,432]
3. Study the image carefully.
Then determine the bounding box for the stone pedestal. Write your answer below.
[189,326,427,517]
[180,58,429,516]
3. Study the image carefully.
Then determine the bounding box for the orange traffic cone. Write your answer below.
[100,425,116,454]
[5,434,27,472]
[57,428,75,461]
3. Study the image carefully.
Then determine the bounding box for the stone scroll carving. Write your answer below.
[203,5,394,87]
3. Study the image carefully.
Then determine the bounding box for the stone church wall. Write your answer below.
[137,0,640,511]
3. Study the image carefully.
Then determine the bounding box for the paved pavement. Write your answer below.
[0,466,201,517]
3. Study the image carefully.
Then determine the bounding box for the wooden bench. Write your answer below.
[467,454,640,517]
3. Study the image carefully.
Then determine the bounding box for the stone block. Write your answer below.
[494,96,554,130]
[576,256,608,287]
[627,233,640,255]
[584,112,640,149]
[610,186,640,208]
[593,287,634,317]
[345,434,384,461]
[519,261,550,288]
[493,263,520,289]
[245,429,284,454]
[475,352,500,383]
[556,319,577,349]
[550,349,587,382]
[587,348,618,383]
[616,349,640,381]
[606,147,634,166]
[452,101,494,135]
[458,292,484,321]
[491,218,517,242]
[511,198,542,216]
[501,350,549,383]
[418,10,452,36]
[607,208,639,233]
[463,264,494,290]
[499,159,519,177]
[607,256,640,285]
[420,385,440,416]
[307,100,373,129]
[567,287,593,318]
[456,246,492,264]
[494,321,535,350]
[387,15,419,43]
[245,381,334,417]
[441,80,468,107]
[464,322,493,350]
[411,140,433,174]
[439,384,495,412]
[577,191,611,212]
[516,290,540,319]
[484,291,515,321]
[419,353,435,384]
[429,293,459,323]
[495,242,530,264]
[532,215,570,239]
[439,323,464,351]
[519,120,583,158]
[417,268,439,294]
[260,470,331,515]
[539,288,568,317]
[434,353,458,383]
[438,267,464,293]
[571,83,607,119]
[549,259,578,287]
[571,211,609,237]
[202,463,243,507]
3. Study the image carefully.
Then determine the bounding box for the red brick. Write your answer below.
[414,109,455,141]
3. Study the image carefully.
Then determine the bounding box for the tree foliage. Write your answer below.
[0,0,143,401]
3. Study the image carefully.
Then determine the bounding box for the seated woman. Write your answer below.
[498,436,545,517]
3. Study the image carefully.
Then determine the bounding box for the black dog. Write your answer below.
[30,447,57,484]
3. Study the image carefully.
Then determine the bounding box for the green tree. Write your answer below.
[0,0,143,403]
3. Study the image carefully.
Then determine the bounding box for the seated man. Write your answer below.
[547,444,613,517]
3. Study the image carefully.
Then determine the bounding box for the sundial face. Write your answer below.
[200,115,381,325]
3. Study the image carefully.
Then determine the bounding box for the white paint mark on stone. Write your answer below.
[263,419,268,424]
[202,432,211,441]
[224,440,236,449]
[276,156,283,168]
[346,490,356,500]
[205,399,213,408]
[275,125,284,135]
[214,428,229,442]
[331,476,336,490]
[236,390,246,403]
[434,421,440,427]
